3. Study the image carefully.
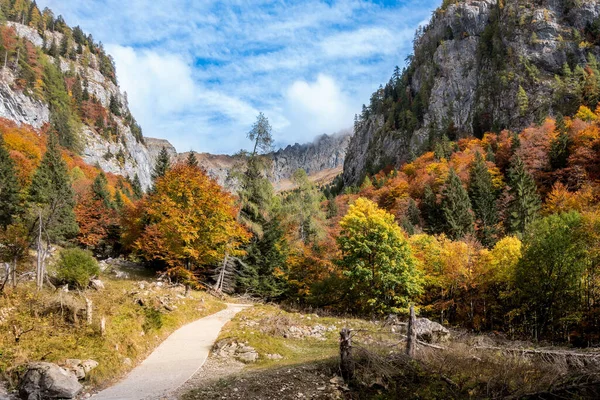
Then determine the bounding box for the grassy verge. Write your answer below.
[215,304,375,368]
[0,273,225,389]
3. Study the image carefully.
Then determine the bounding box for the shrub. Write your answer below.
[55,248,100,289]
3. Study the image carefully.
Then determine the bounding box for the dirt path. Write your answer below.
[91,303,251,400]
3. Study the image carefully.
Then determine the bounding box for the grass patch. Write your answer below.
[216,304,375,368]
[0,274,225,389]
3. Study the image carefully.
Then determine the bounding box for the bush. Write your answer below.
[55,248,99,289]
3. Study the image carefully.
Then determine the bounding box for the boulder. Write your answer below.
[62,359,99,380]
[413,318,450,343]
[19,362,82,400]
[89,279,105,291]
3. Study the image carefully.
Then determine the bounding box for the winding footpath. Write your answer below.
[91,303,251,400]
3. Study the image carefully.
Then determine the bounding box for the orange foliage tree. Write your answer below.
[125,163,249,273]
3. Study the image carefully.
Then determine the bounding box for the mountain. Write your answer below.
[0,1,350,191]
[147,130,352,191]
[344,0,600,186]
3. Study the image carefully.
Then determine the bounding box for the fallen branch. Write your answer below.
[474,345,600,359]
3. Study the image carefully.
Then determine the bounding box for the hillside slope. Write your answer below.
[344,0,600,185]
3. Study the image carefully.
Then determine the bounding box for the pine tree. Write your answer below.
[0,135,21,228]
[109,94,121,116]
[406,198,421,227]
[507,157,541,234]
[469,152,498,246]
[92,171,112,208]
[549,114,570,170]
[113,189,124,211]
[517,85,529,116]
[326,198,339,219]
[152,147,170,183]
[29,133,78,243]
[441,169,474,239]
[186,151,199,168]
[131,174,143,199]
[422,185,443,234]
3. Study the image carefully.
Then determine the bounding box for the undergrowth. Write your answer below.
[0,274,225,389]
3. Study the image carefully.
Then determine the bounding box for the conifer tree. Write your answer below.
[186,151,199,168]
[131,174,143,199]
[422,185,443,234]
[92,171,112,208]
[507,157,541,234]
[326,198,339,219]
[549,114,570,170]
[113,189,124,211]
[29,133,78,243]
[441,169,474,239]
[469,152,498,246]
[0,135,20,228]
[152,147,170,183]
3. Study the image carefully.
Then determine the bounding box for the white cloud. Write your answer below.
[36,0,441,154]
[283,74,355,143]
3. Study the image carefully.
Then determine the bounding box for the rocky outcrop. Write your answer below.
[19,362,82,400]
[271,130,351,182]
[343,0,600,185]
[147,131,352,190]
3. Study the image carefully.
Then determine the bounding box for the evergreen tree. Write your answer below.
[422,185,443,234]
[507,157,541,234]
[152,147,170,184]
[28,134,78,243]
[109,94,121,116]
[131,174,143,199]
[469,152,498,246]
[113,189,124,211]
[233,113,286,298]
[441,169,474,240]
[326,198,339,219]
[92,171,112,208]
[186,151,199,168]
[549,114,570,170]
[0,135,21,228]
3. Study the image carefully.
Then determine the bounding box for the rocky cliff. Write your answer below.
[4,21,155,189]
[344,0,600,185]
[146,130,352,190]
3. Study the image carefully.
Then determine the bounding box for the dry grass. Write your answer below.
[0,274,225,390]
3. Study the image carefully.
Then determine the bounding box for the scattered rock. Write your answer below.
[19,362,82,400]
[413,318,450,343]
[122,358,132,366]
[89,279,105,291]
[266,353,283,360]
[282,324,336,340]
[61,359,98,380]
[213,340,259,363]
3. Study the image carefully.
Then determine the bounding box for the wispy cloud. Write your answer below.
[36,0,439,154]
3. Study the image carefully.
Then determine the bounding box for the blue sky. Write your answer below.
[36,0,439,154]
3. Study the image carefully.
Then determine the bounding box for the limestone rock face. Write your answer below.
[19,362,82,400]
[343,0,600,186]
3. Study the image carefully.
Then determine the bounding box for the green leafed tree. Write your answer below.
[514,211,588,338]
[28,133,78,243]
[507,157,541,234]
[337,197,422,315]
[469,152,498,246]
[0,135,21,228]
[283,169,325,244]
[441,169,474,240]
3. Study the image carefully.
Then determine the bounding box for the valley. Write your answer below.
[3,0,600,399]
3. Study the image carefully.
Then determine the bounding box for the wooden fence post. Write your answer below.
[406,305,416,358]
[340,328,353,383]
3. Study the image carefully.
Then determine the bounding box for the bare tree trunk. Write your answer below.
[406,305,416,358]
[101,317,106,336]
[340,328,353,383]
[85,298,93,325]
[215,254,228,292]
[11,256,17,288]
[36,211,44,291]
